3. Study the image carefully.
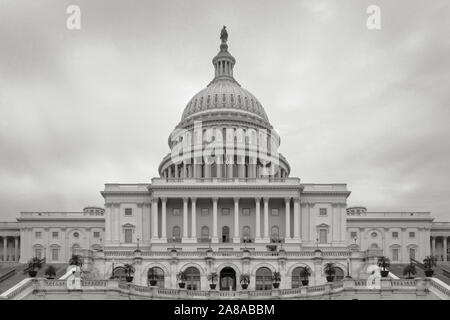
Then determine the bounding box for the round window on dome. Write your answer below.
[371,232,377,238]
[73,232,79,238]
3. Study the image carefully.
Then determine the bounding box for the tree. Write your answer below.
[44,265,57,279]
[324,263,336,282]
[403,263,417,279]
[207,272,218,284]
[69,254,83,267]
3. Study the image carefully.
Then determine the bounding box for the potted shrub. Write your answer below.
[423,256,436,277]
[240,274,250,290]
[69,254,83,267]
[177,270,187,289]
[377,256,391,277]
[207,272,218,290]
[272,271,281,289]
[403,263,416,279]
[324,263,336,282]
[27,257,42,277]
[300,267,312,286]
[44,265,57,279]
[123,264,135,283]
[148,272,157,286]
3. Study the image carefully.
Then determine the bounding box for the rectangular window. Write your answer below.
[392,248,399,261]
[35,249,42,259]
[319,208,327,216]
[392,232,399,238]
[172,208,180,216]
[271,209,279,216]
[201,208,209,216]
[125,208,133,216]
[222,208,230,216]
[242,208,250,216]
[52,232,58,239]
[319,229,327,244]
[409,232,415,238]
[35,232,42,239]
[51,248,59,261]
[93,231,100,238]
[124,229,133,243]
[350,232,357,239]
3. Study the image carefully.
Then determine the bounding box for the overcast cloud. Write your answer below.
[0,0,449,221]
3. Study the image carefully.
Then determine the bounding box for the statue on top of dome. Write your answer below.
[220,26,228,43]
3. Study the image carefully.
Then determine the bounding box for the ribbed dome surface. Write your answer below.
[181,79,269,122]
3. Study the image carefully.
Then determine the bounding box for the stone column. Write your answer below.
[151,198,159,240]
[255,197,261,241]
[191,198,197,240]
[14,237,19,262]
[212,198,218,243]
[263,198,269,240]
[161,198,167,241]
[444,237,448,262]
[285,198,291,240]
[293,198,301,240]
[2,237,6,261]
[233,197,240,243]
[105,203,112,243]
[182,198,189,240]
[137,203,144,243]
[431,237,436,256]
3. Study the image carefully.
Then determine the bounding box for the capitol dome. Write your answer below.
[178,28,271,128]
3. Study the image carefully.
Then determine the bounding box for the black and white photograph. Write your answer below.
[0,0,449,311]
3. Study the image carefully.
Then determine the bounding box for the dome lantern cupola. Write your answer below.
[211,26,236,82]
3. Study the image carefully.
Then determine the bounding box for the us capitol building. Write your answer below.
[1,28,449,294]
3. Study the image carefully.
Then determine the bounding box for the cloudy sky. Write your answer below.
[0,0,449,222]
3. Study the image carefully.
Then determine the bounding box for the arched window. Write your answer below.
[185,267,200,291]
[112,266,127,281]
[201,226,209,241]
[172,226,181,241]
[242,226,251,242]
[222,226,230,243]
[334,267,344,281]
[291,267,307,288]
[148,267,165,288]
[255,267,272,290]
[271,226,279,241]
[71,244,80,255]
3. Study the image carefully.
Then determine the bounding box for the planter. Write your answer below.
[380,270,389,277]
[425,269,434,277]
[326,276,334,283]
[241,284,248,290]
[179,282,186,289]
[301,279,309,286]
[126,276,134,283]
[272,283,280,289]
[28,270,37,277]
[406,276,414,279]
[46,276,55,280]
[149,280,157,286]
[209,284,216,290]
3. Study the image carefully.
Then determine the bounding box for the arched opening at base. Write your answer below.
[220,267,236,291]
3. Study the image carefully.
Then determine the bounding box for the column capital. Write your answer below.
[151,197,159,203]
[293,197,300,203]
[212,197,219,202]
[284,197,291,203]
[233,197,240,203]
[182,197,189,203]
[255,197,261,203]
[160,197,167,202]
[190,197,197,203]
[263,197,269,203]
[137,203,144,208]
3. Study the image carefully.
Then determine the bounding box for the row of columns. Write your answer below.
[0,236,20,262]
[150,197,301,243]
[431,236,449,261]
[163,161,287,180]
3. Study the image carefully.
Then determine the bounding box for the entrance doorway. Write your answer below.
[220,267,236,290]
[222,226,230,243]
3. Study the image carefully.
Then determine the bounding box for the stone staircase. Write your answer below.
[388,263,450,285]
[0,263,68,294]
